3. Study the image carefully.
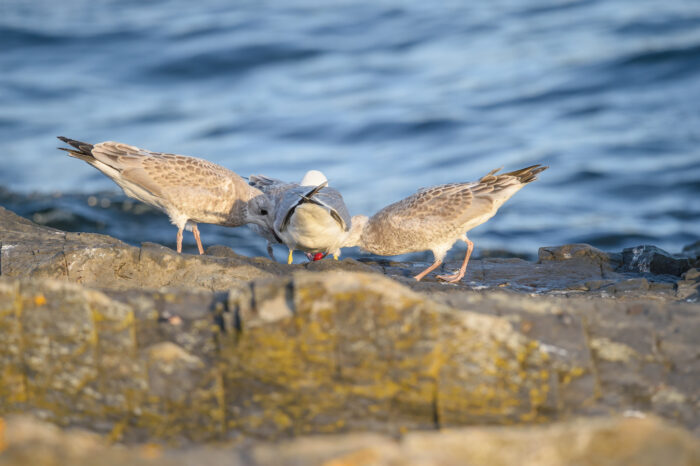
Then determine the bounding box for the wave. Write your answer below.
[146,43,323,80]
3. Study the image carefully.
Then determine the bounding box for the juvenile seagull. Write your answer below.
[58,137,272,254]
[249,170,351,264]
[341,165,548,282]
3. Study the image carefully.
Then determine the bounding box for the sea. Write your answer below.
[1,0,699,261]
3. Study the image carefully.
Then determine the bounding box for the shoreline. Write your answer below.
[0,205,698,462]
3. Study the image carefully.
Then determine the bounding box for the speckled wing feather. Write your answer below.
[361,166,547,256]
[368,183,480,236]
[387,166,544,229]
[91,142,242,196]
[88,141,257,225]
[358,184,478,256]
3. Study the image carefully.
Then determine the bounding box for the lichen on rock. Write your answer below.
[0,204,699,454]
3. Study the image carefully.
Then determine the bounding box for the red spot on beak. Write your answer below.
[313,253,325,261]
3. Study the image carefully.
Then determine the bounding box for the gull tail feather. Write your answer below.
[57,136,95,163]
[503,164,549,184]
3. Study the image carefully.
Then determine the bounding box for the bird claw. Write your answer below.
[437,272,463,283]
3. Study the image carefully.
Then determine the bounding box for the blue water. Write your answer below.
[1,0,699,260]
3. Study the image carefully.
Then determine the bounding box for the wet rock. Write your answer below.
[382,252,625,294]
[620,245,693,277]
[681,240,700,259]
[0,415,697,466]
[538,243,619,270]
[583,279,615,291]
[610,277,650,294]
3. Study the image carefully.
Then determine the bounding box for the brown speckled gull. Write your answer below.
[341,165,548,282]
[57,136,272,254]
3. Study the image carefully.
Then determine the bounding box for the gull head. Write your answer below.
[300,170,328,187]
[246,193,275,229]
[341,215,369,248]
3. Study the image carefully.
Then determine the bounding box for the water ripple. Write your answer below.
[0,0,698,256]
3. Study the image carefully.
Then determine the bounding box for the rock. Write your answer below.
[538,243,619,270]
[682,268,700,281]
[0,206,374,291]
[143,342,206,401]
[1,272,699,441]
[681,240,700,258]
[620,245,693,277]
[676,269,700,302]
[388,415,700,466]
[0,416,143,466]
[383,251,625,294]
[583,279,615,291]
[0,206,687,297]
[610,277,650,294]
[2,205,700,447]
[0,273,566,441]
[0,415,697,466]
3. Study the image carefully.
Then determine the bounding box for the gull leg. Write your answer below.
[287,249,294,264]
[333,254,339,261]
[191,224,205,255]
[176,227,184,254]
[437,238,474,283]
[266,242,276,261]
[414,259,443,281]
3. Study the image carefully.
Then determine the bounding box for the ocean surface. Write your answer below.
[1,0,699,261]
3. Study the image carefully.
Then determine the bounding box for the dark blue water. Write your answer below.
[2,0,699,260]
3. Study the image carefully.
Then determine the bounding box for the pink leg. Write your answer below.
[176,227,183,253]
[437,238,474,283]
[414,259,443,281]
[192,224,204,255]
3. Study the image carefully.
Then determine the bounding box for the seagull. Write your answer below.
[341,165,548,282]
[57,137,272,254]
[248,170,352,264]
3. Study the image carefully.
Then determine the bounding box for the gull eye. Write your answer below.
[260,209,268,215]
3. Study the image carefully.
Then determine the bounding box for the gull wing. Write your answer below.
[275,182,328,233]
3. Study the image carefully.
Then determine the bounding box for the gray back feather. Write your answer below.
[273,184,351,234]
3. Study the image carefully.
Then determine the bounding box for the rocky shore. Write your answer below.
[1,205,698,464]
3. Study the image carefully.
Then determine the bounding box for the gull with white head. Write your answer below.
[341,165,548,282]
[249,170,352,263]
[57,137,272,254]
